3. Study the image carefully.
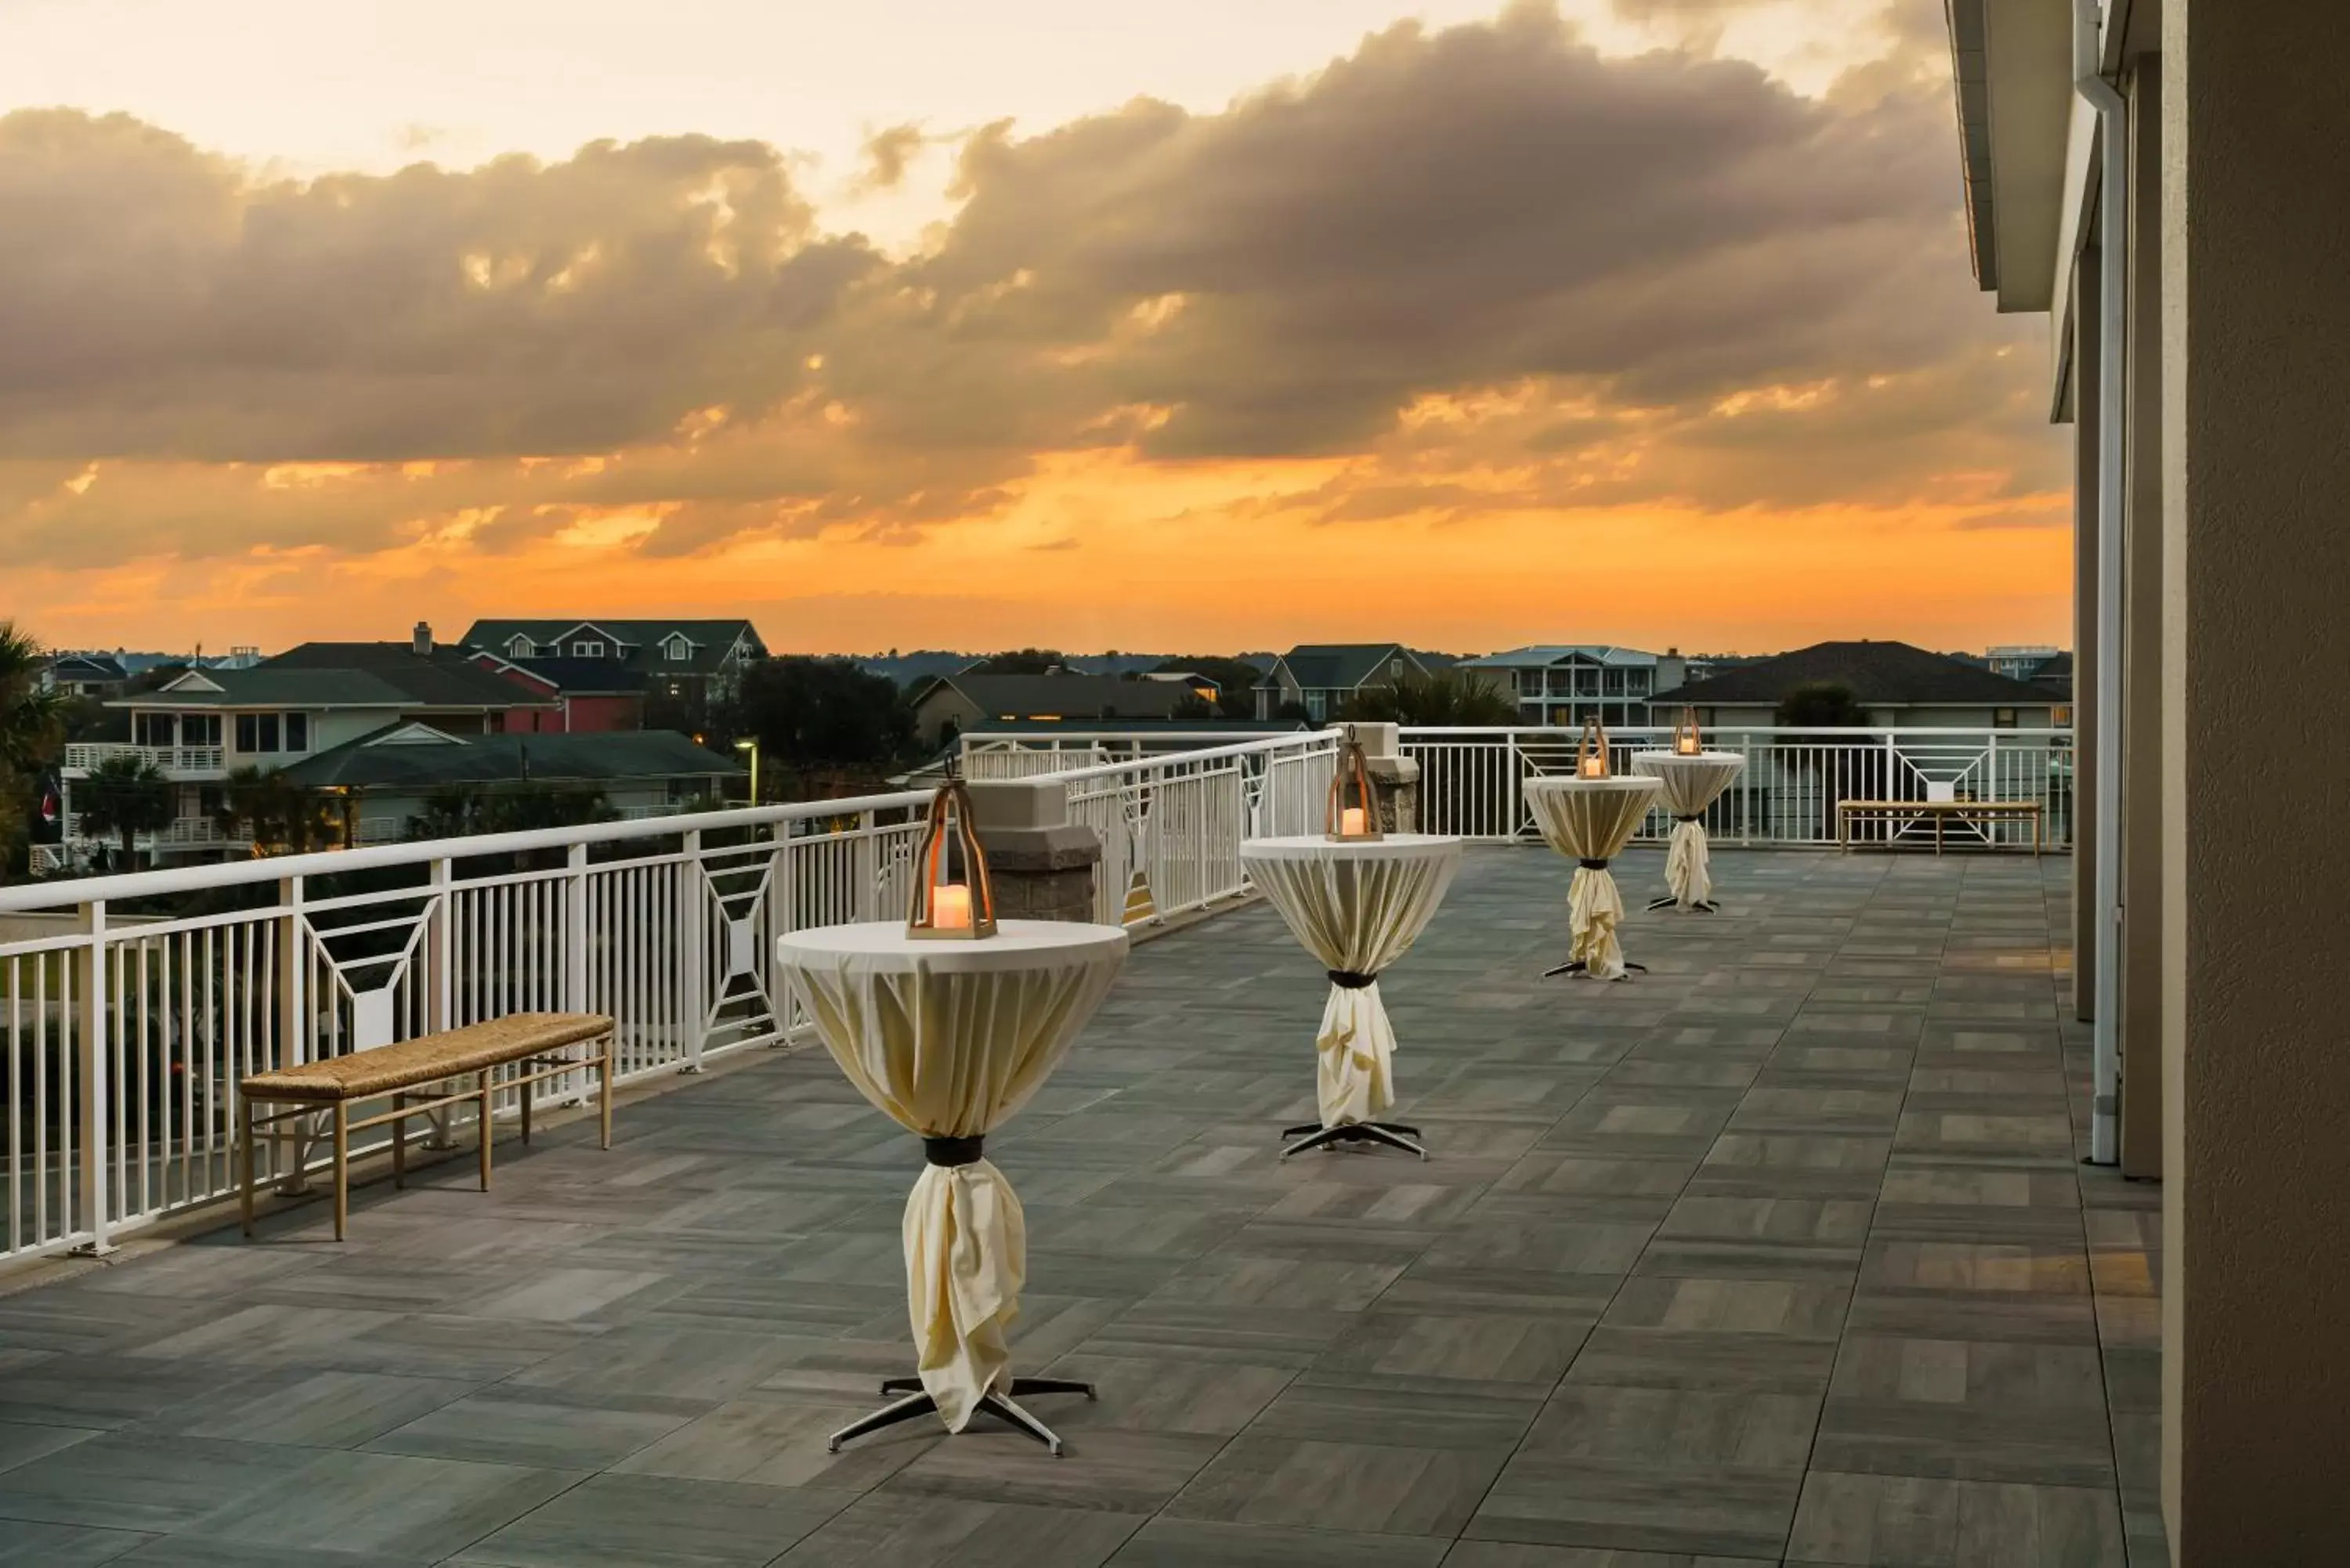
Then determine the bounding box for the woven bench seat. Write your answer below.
[239,1010,615,1241]
[243,1013,613,1101]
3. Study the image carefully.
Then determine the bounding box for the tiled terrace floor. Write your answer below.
[0,847,2162,1568]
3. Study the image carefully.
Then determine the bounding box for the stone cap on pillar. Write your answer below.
[966,777,1100,873]
[965,777,1070,832]
[1329,720,1401,759]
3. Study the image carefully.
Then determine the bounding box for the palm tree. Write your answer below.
[0,623,70,877]
[76,753,174,871]
[1340,667,1518,726]
[214,765,336,855]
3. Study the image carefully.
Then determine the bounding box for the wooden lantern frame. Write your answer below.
[906,764,999,940]
[1576,714,1611,779]
[1672,706,1705,757]
[1325,724,1385,842]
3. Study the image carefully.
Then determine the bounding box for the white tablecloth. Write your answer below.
[775,920,1128,1433]
[1629,751,1747,910]
[1525,777,1662,979]
[1239,834,1462,1126]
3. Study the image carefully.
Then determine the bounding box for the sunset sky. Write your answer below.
[0,0,2066,657]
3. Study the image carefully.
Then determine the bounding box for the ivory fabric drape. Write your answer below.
[1240,835,1462,1125]
[775,920,1128,1433]
[1525,777,1661,980]
[1629,752,1746,910]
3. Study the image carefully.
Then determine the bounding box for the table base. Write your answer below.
[1542,958,1649,980]
[1280,1119,1426,1159]
[826,1375,1097,1457]
[1645,894,1718,913]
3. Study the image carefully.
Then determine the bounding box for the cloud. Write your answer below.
[0,2,2058,580]
[851,122,931,194]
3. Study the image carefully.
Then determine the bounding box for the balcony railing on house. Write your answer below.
[62,742,227,775]
[0,731,1337,1264]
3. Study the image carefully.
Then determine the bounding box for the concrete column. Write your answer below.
[966,778,1101,923]
[2117,58,2165,1180]
[2071,258,2102,1022]
[2160,2,2350,1556]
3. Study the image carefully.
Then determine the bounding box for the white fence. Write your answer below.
[1400,726,2074,849]
[0,731,1339,1266]
[63,743,227,775]
[0,796,933,1262]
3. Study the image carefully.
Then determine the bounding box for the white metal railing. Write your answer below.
[0,794,931,1263]
[1400,725,2074,850]
[1036,731,1338,926]
[63,743,227,774]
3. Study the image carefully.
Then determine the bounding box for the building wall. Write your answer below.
[915,688,985,746]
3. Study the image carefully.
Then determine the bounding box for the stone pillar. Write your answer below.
[1334,722,1421,833]
[965,779,1101,923]
[2072,258,2102,1024]
[2160,3,2350,1555]
[2118,58,2165,1180]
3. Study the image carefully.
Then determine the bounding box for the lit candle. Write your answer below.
[1340,807,1366,836]
[1580,755,1607,779]
[932,883,971,930]
[1677,733,1701,756]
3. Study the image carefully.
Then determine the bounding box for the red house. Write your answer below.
[468,653,649,733]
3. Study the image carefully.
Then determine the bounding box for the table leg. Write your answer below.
[1281,1121,1426,1160]
[829,1376,1097,1457]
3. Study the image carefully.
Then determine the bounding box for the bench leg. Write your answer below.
[332,1102,349,1242]
[239,1093,256,1237]
[392,1094,407,1190]
[519,1068,532,1147]
[478,1071,494,1191]
[599,1042,614,1151]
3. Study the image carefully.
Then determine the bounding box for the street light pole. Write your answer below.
[734,737,760,804]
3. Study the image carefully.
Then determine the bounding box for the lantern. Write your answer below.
[1576,714,1611,779]
[1672,706,1704,757]
[906,762,998,939]
[1325,725,1383,841]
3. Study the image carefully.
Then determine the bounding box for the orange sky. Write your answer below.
[1,2,2071,658]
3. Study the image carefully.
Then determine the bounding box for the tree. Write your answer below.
[1340,667,1517,726]
[719,657,918,798]
[1774,681,1868,728]
[76,753,174,870]
[0,623,69,876]
[967,648,1070,675]
[215,766,337,855]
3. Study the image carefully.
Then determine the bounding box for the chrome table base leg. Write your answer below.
[827,1376,1097,1457]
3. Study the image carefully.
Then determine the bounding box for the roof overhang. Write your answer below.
[1946,0,2074,313]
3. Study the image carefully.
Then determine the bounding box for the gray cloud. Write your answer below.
[0,2,2058,568]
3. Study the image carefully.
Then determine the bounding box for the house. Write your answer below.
[1458,646,1694,728]
[458,618,768,721]
[465,654,649,733]
[909,672,1201,746]
[276,725,743,845]
[61,625,558,862]
[1137,670,1222,703]
[40,653,129,700]
[1253,645,1426,722]
[1650,640,2067,730]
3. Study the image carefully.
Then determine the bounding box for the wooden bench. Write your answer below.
[1837,799,2044,855]
[238,1011,614,1241]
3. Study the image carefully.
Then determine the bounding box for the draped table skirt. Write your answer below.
[1525,777,1663,980]
[1629,752,1747,912]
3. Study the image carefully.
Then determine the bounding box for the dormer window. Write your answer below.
[663,634,691,661]
[508,635,533,658]
[573,639,606,658]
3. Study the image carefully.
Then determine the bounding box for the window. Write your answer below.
[1993,708,2019,729]
[183,714,221,747]
[235,714,283,753]
[2052,705,2074,726]
[284,714,309,752]
[134,712,177,747]
[508,635,533,657]
[664,634,690,661]
[573,639,606,658]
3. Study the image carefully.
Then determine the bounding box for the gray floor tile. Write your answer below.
[1112,1517,1449,1566]
[180,1449,580,1560]
[776,1495,1146,1566]
[452,1472,851,1566]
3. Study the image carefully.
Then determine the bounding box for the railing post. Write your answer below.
[422,858,459,1150]
[73,900,112,1255]
[274,876,313,1188]
[564,842,589,1014]
[678,829,704,1074]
